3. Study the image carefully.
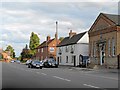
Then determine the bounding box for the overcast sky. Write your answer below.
[0,0,119,57]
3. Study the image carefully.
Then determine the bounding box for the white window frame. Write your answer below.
[60,56,62,63]
[112,38,115,56]
[66,46,69,52]
[108,39,111,56]
[41,48,43,53]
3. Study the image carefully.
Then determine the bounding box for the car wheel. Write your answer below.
[55,65,58,68]
[40,66,42,69]
[28,65,30,68]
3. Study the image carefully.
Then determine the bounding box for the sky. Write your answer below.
[0,0,119,57]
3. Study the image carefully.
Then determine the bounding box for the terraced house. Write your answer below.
[35,34,60,60]
[88,13,120,69]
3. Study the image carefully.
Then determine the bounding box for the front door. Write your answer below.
[57,57,59,65]
[73,56,76,67]
[99,44,105,65]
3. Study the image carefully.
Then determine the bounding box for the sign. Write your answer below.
[49,47,54,52]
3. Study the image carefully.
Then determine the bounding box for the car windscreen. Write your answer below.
[34,61,40,63]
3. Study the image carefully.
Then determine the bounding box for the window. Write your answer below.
[112,38,115,56]
[38,49,40,52]
[90,42,93,57]
[66,46,69,52]
[60,56,62,63]
[58,48,62,54]
[71,45,75,53]
[93,42,96,57]
[41,48,43,52]
[91,42,94,57]
[108,39,111,56]
[66,56,68,63]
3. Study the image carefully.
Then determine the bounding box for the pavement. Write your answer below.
[58,65,119,74]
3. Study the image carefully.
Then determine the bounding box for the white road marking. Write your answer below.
[83,84,100,88]
[64,79,71,82]
[53,76,71,82]
[41,73,47,75]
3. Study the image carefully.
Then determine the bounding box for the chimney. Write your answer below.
[47,35,50,41]
[69,30,76,38]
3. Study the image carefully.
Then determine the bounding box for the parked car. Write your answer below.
[28,60,43,69]
[26,60,32,65]
[43,58,58,68]
[10,60,15,63]
[15,60,21,64]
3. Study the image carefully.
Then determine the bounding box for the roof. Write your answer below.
[37,39,54,48]
[36,38,61,48]
[102,13,120,25]
[57,32,86,47]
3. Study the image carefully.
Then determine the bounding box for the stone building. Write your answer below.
[88,13,120,69]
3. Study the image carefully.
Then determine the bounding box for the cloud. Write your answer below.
[0,2,118,56]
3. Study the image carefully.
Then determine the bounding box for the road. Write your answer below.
[1,62,118,89]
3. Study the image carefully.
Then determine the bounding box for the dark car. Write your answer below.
[28,60,43,69]
[43,58,58,68]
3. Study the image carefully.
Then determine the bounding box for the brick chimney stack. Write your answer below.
[47,35,50,41]
[69,30,76,38]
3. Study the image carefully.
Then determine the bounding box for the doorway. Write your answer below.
[72,56,76,67]
[99,44,105,65]
[57,57,59,65]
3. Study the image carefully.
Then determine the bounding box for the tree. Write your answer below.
[59,37,64,42]
[5,45,15,58]
[29,32,40,55]
[21,44,32,61]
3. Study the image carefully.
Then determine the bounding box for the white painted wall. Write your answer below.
[78,32,89,43]
[56,32,89,66]
[57,43,89,66]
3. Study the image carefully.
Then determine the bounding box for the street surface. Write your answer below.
[1,62,118,89]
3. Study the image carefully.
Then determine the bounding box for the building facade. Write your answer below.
[57,30,89,66]
[35,35,60,60]
[88,13,120,69]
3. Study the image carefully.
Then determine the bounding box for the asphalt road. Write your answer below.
[2,62,118,89]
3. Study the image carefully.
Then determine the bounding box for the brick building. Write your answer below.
[35,34,60,60]
[88,13,120,69]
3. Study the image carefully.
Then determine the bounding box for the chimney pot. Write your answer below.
[69,30,76,38]
[47,35,50,41]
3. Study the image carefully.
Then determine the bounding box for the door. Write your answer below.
[57,57,59,65]
[99,44,105,65]
[79,54,83,66]
[73,56,76,67]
